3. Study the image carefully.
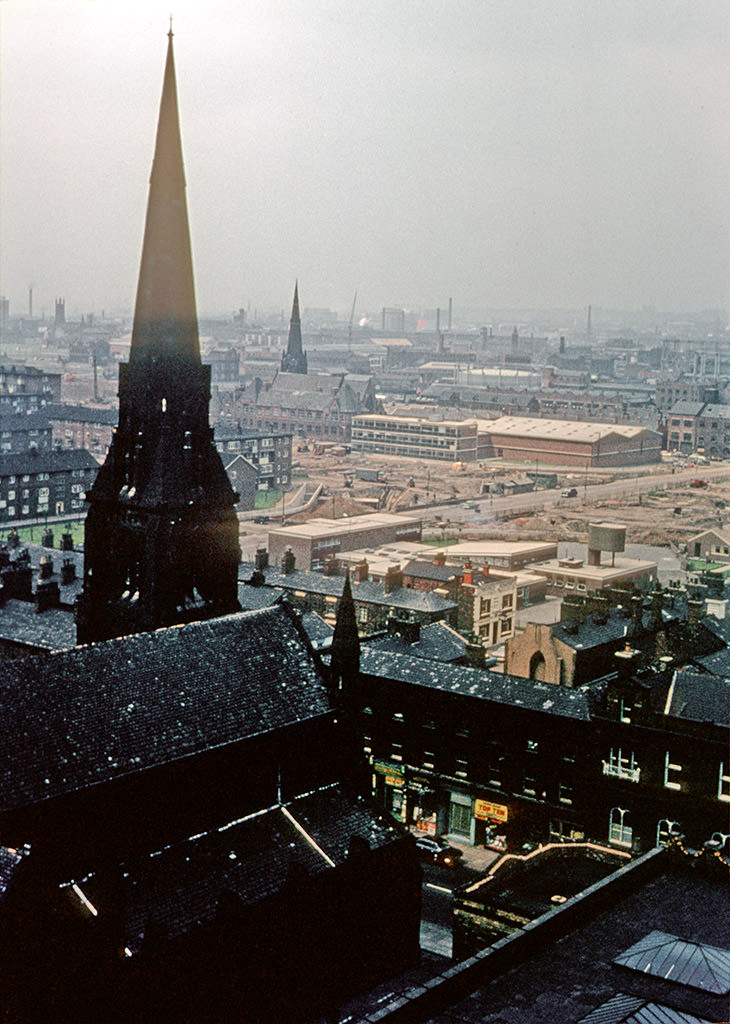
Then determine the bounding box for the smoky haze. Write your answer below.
[1,0,729,320]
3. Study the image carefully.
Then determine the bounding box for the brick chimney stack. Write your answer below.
[461,560,474,586]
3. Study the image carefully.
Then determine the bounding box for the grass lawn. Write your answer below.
[3,519,85,548]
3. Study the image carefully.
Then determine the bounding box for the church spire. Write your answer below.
[76,30,240,646]
[280,281,307,374]
[131,26,199,366]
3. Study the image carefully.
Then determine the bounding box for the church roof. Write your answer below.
[0,605,331,812]
[69,784,402,953]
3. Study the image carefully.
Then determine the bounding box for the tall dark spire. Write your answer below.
[330,571,360,689]
[280,281,307,374]
[76,31,240,645]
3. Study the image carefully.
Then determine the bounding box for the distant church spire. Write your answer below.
[280,281,307,374]
[76,30,240,645]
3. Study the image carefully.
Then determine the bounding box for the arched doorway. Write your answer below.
[529,650,547,681]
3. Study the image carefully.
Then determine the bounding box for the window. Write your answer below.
[619,696,632,723]
[558,781,573,805]
[390,743,403,763]
[522,769,537,796]
[609,807,632,847]
[422,750,435,769]
[454,758,468,779]
[526,739,539,753]
[603,748,640,783]
[719,763,730,802]
[664,752,682,791]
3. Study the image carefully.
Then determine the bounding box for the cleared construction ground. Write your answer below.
[270,449,730,554]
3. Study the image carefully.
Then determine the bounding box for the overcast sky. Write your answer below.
[1,0,729,321]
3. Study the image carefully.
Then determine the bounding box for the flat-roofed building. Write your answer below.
[533,553,657,596]
[478,416,662,467]
[267,512,422,570]
[351,414,485,461]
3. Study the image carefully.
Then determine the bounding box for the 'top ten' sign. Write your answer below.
[474,799,509,823]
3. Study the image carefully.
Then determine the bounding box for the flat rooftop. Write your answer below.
[479,415,655,442]
[268,512,421,540]
[534,555,658,582]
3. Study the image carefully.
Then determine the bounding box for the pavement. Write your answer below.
[417,835,501,957]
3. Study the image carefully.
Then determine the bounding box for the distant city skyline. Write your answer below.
[1,1,729,320]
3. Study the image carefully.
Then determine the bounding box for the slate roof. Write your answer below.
[74,784,402,953]
[250,566,458,616]
[0,410,54,431]
[699,403,730,421]
[0,606,332,811]
[0,448,99,476]
[0,597,77,652]
[696,647,730,676]
[365,622,467,663]
[664,670,730,727]
[0,846,24,907]
[300,611,334,648]
[553,607,677,650]
[668,401,706,417]
[45,403,119,426]
[401,560,458,584]
[360,648,592,720]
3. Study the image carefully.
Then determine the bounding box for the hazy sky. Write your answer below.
[1,0,729,320]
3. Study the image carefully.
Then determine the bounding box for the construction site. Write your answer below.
[240,447,730,556]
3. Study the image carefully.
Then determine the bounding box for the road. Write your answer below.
[424,463,730,528]
[419,860,481,957]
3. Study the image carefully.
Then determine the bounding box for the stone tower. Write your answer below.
[76,29,240,645]
[280,281,307,374]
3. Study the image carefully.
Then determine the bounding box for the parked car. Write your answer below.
[252,514,270,523]
[561,487,578,497]
[690,479,707,488]
[414,835,463,867]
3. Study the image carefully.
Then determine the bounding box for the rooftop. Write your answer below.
[0,606,331,812]
[360,648,592,720]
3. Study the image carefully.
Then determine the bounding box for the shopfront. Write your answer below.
[372,759,406,821]
[474,797,510,852]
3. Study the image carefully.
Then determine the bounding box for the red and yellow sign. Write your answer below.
[474,799,509,823]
